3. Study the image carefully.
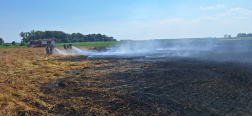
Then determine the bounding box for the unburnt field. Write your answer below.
[0,43,252,115]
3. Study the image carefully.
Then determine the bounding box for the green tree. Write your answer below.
[237,33,246,37]
[31,30,35,40]
[12,41,16,45]
[35,30,45,39]
[246,33,252,37]
[20,31,31,42]
[0,38,4,45]
[20,31,25,41]
[20,42,27,46]
[20,30,117,43]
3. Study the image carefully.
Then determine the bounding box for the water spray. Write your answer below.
[55,48,67,55]
[72,46,83,54]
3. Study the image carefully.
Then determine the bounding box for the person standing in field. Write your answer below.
[46,43,50,55]
[63,44,66,50]
[49,43,53,55]
[69,43,72,49]
[67,44,69,49]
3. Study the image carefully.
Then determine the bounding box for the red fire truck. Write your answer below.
[27,39,56,48]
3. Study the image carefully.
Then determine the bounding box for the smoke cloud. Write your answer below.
[55,39,252,63]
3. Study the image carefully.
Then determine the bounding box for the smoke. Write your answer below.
[54,39,252,63]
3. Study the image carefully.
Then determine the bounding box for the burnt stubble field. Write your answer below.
[1,39,252,115]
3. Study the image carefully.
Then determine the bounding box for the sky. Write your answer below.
[0,0,251,42]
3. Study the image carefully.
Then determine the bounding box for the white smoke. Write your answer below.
[54,39,252,63]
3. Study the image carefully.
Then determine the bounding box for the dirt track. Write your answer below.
[0,47,252,115]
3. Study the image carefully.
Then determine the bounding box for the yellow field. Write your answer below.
[0,48,95,115]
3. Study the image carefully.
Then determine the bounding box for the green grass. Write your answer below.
[56,41,121,47]
[0,44,27,49]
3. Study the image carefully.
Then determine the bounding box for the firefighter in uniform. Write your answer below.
[63,44,66,50]
[69,43,72,49]
[49,43,53,55]
[46,43,50,55]
[67,44,69,49]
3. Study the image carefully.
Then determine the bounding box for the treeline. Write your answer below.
[0,37,4,45]
[0,37,25,47]
[237,33,252,37]
[20,30,117,43]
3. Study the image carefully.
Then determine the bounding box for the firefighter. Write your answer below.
[63,44,66,50]
[49,43,53,55]
[67,44,69,49]
[46,43,50,55]
[69,43,72,49]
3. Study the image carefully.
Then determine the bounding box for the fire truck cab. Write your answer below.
[27,39,56,48]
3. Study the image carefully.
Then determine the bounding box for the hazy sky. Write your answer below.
[0,0,251,42]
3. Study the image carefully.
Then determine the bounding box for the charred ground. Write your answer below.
[42,56,252,115]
